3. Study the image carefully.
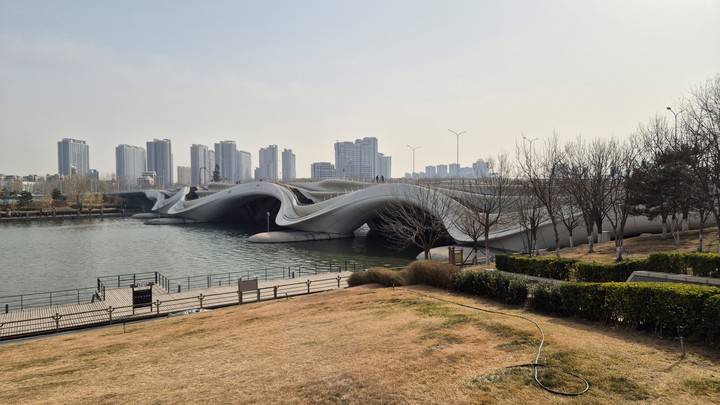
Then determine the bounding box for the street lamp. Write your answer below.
[407,145,420,176]
[666,106,682,138]
[522,136,539,155]
[448,129,467,167]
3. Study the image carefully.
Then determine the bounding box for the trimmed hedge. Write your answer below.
[571,260,644,282]
[525,281,720,340]
[645,252,720,277]
[646,252,685,274]
[526,283,563,315]
[450,269,529,305]
[704,295,720,342]
[349,260,720,345]
[684,253,720,277]
[495,255,578,281]
[497,252,720,283]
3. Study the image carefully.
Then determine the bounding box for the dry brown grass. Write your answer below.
[551,228,720,263]
[1,285,718,404]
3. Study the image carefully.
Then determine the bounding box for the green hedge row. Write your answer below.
[349,261,720,344]
[448,268,720,342]
[524,282,720,341]
[496,252,720,282]
[646,252,720,277]
[450,270,529,305]
[494,255,578,280]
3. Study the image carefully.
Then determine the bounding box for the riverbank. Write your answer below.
[0,211,137,222]
[0,285,717,404]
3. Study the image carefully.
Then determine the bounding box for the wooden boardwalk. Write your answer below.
[0,272,353,340]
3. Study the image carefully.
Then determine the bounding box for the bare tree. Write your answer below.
[564,137,618,252]
[605,137,641,261]
[515,186,547,256]
[377,183,457,260]
[64,174,91,212]
[681,74,720,253]
[517,133,566,256]
[452,153,515,264]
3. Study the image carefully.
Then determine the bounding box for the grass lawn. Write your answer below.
[537,228,720,263]
[1,285,718,404]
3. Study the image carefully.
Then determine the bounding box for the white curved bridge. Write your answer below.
[144,179,674,252]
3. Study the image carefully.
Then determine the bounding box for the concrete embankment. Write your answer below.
[248,231,353,243]
[0,212,134,222]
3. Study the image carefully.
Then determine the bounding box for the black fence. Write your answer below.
[1,287,100,313]
[2,261,366,313]
[0,275,350,340]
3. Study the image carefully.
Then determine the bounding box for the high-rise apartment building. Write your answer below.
[177,166,192,186]
[334,141,355,179]
[472,159,489,177]
[256,145,278,181]
[311,162,335,180]
[437,164,448,177]
[237,150,252,181]
[209,150,215,180]
[214,141,238,183]
[282,149,296,180]
[449,163,460,177]
[146,139,173,188]
[58,138,90,176]
[190,144,211,186]
[425,165,437,177]
[376,152,392,179]
[334,137,380,180]
[116,144,146,190]
[355,137,378,179]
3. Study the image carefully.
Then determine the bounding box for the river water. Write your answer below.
[0,217,415,296]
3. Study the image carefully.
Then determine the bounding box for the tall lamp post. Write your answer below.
[666,106,681,138]
[407,145,420,176]
[522,136,539,157]
[448,129,467,167]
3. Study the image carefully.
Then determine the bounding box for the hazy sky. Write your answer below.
[1,1,718,179]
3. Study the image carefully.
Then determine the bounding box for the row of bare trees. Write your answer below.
[378,74,719,262]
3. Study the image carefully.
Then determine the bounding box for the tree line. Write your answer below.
[379,74,720,262]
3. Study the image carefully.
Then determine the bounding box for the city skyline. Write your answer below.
[1,1,719,177]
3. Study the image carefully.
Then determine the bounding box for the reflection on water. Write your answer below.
[0,218,416,296]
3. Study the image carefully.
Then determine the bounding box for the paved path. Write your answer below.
[0,272,353,340]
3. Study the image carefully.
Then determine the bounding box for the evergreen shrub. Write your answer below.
[494,255,577,280]
[571,260,644,282]
[703,295,720,343]
[450,269,529,306]
[526,283,563,314]
[646,252,686,274]
[684,253,720,277]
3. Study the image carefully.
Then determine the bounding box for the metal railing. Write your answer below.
[1,287,100,313]
[3,261,365,313]
[0,275,350,340]
[166,261,364,293]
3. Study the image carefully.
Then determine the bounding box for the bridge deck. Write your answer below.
[0,272,352,340]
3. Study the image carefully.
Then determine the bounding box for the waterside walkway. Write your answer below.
[0,272,353,341]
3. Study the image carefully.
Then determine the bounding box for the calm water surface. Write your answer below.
[0,217,415,296]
